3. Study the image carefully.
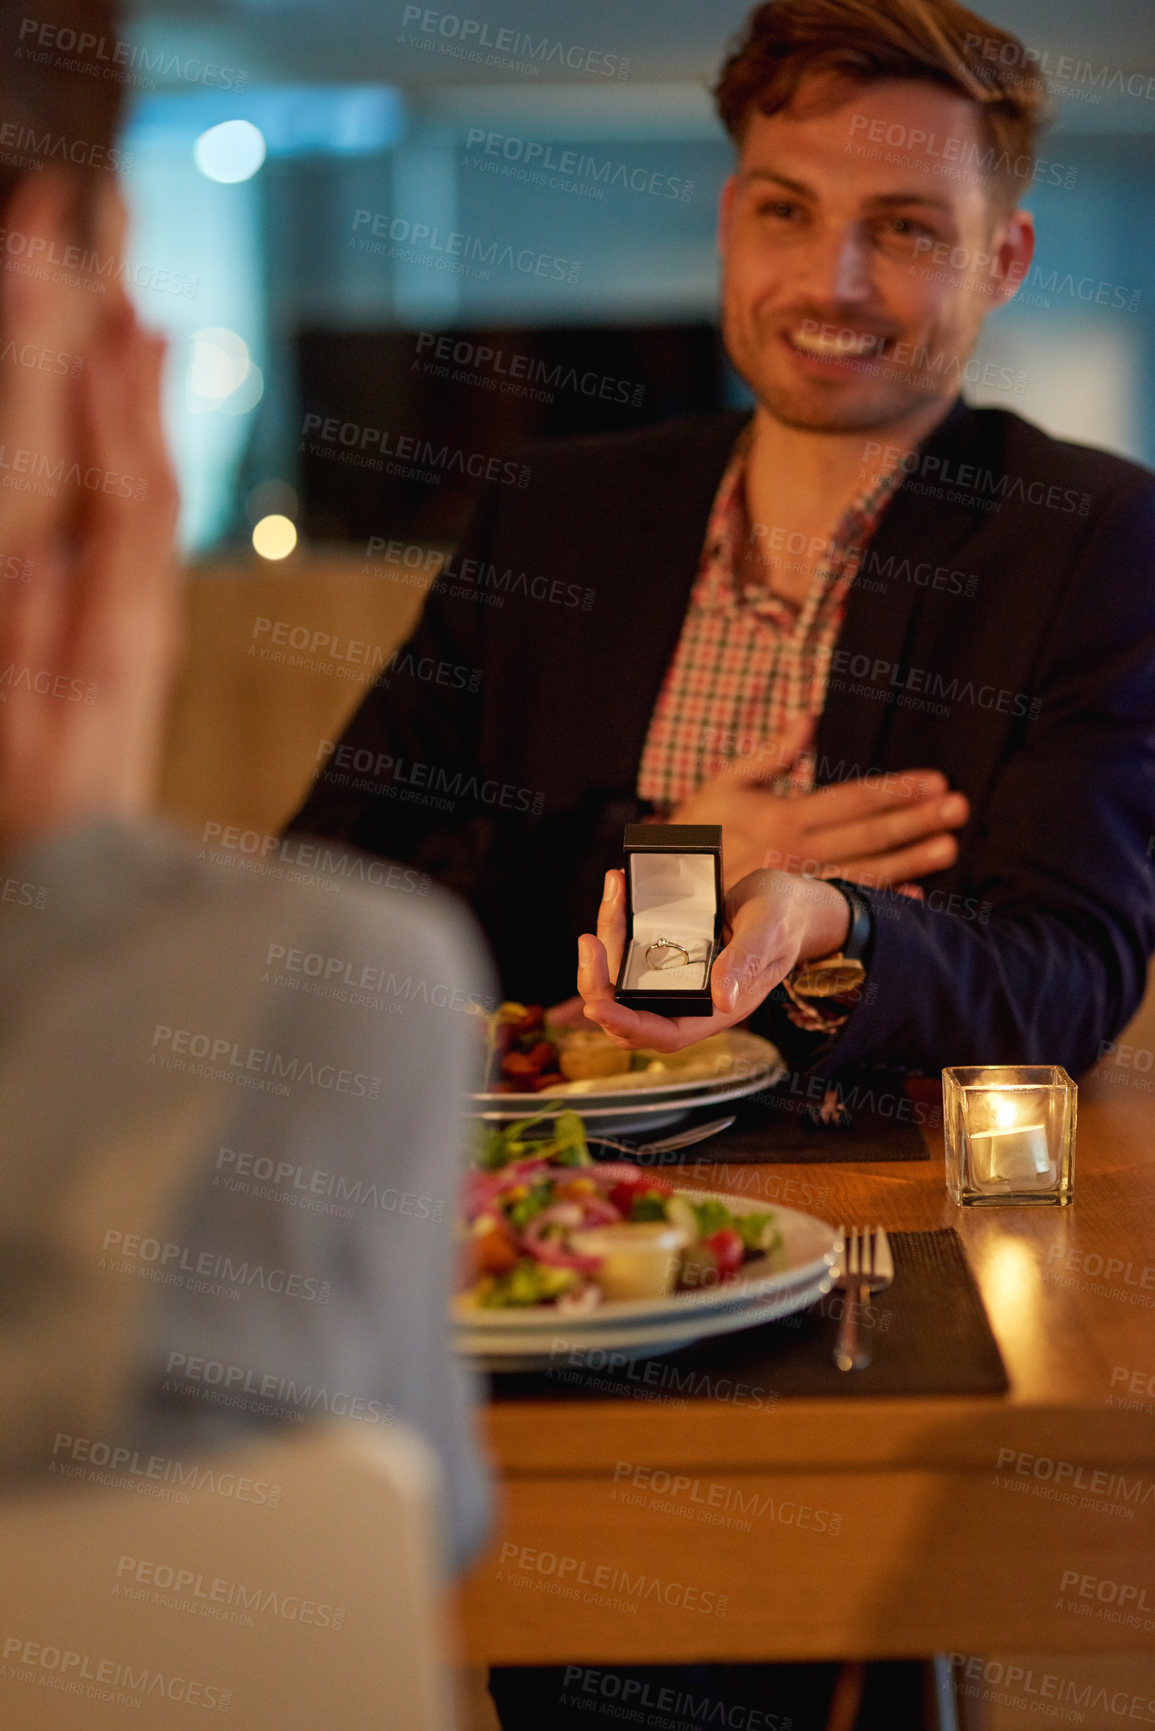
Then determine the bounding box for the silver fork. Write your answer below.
[590,1115,737,1160]
[831,1226,894,1372]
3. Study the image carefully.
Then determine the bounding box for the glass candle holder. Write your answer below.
[942,1066,1076,1207]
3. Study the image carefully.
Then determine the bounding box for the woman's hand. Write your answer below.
[576,866,851,1053]
[0,177,179,859]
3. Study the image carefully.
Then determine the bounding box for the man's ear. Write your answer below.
[989,205,1034,308]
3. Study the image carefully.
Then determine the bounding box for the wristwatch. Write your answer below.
[787,879,873,998]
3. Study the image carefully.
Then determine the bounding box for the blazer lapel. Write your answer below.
[586,411,751,789]
[816,399,987,782]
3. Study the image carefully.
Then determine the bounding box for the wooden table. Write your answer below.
[454,990,1155,1668]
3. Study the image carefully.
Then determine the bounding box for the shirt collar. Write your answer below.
[696,428,905,620]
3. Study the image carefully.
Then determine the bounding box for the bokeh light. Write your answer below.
[188,327,251,406]
[252,514,299,560]
[193,119,267,184]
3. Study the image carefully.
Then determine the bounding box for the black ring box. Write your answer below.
[613,823,724,1017]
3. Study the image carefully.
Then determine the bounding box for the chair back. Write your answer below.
[0,1422,455,1729]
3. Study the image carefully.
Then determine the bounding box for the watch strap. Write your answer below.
[823,878,874,967]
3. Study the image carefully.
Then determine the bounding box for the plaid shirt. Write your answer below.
[637,428,903,811]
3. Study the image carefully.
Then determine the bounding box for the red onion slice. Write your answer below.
[521,1196,623,1270]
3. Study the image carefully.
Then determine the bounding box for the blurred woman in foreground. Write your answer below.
[0,0,491,1571]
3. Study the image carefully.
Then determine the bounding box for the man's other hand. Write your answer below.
[671,721,967,890]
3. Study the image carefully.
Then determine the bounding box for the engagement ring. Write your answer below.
[645,937,690,970]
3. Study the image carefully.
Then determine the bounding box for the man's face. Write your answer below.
[719,75,1032,433]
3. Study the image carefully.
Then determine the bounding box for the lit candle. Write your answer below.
[968,1096,1053,1186]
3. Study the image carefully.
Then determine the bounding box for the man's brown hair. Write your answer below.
[714,0,1049,208]
[0,0,123,219]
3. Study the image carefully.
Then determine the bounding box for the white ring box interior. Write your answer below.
[622,851,717,992]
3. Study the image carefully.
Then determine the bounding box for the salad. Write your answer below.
[461,1111,781,1310]
[484,1002,567,1093]
[480,1001,729,1093]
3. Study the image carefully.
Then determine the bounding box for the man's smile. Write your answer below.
[778,322,897,374]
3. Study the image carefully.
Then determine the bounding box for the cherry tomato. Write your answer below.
[502,1052,539,1079]
[608,1175,673,1218]
[703,1227,745,1281]
[525,1040,556,1070]
[530,1071,566,1092]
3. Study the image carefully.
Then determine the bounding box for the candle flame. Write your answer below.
[995,1096,1019,1129]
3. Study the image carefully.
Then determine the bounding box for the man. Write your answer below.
[0,0,491,1572]
[290,0,1155,1084]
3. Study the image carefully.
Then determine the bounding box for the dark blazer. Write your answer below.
[288,400,1155,1076]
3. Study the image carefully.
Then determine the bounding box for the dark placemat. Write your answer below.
[609,1077,937,1167]
[490,1228,1008,1402]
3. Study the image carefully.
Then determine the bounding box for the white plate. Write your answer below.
[472,1030,783,1115]
[471,1071,780,1134]
[472,1035,785,1134]
[453,1197,838,1362]
[459,1266,833,1372]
